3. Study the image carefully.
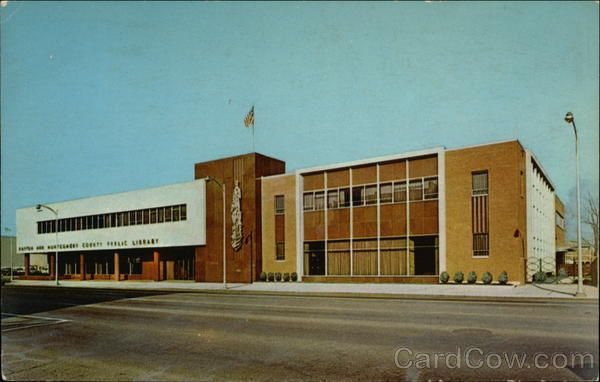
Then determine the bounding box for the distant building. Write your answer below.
[1,236,20,269]
[16,139,561,284]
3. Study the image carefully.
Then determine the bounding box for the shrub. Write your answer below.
[291,272,298,282]
[482,272,493,284]
[275,272,282,282]
[259,272,267,282]
[498,271,508,285]
[267,272,274,282]
[454,271,464,284]
[467,271,477,284]
[533,271,547,283]
[283,272,290,282]
[439,271,450,284]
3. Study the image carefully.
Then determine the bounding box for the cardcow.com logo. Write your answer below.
[394,346,596,372]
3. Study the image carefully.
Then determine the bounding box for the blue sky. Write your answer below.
[1,2,598,238]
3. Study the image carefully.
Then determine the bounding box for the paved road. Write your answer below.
[1,286,598,381]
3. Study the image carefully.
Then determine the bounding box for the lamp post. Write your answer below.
[36,204,59,286]
[3,227,13,281]
[564,112,585,297]
[204,176,227,289]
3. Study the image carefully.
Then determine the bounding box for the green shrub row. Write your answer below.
[439,271,508,285]
[259,272,298,282]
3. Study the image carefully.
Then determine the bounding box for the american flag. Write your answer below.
[244,106,254,128]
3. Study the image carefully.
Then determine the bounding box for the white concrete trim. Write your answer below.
[445,139,519,153]
[438,151,446,274]
[349,168,354,277]
[406,160,410,276]
[324,172,328,276]
[297,147,444,174]
[295,171,304,281]
[376,164,381,276]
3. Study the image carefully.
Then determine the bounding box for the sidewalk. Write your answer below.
[7,279,599,302]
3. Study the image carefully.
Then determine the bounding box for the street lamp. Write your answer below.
[3,227,13,281]
[36,204,59,286]
[204,176,227,289]
[564,112,585,297]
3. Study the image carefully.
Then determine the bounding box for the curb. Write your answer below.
[4,283,598,304]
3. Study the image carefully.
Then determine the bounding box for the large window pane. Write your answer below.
[424,177,438,199]
[365,185,377,205]
[327,190,339,209]
[409,179,423,201]
[303,193,314,211]
[379,183,393,204]
[339,188,350,208]
[352,186,364,206]
[314,191,325,210]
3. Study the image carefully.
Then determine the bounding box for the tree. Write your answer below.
[583,193,599,259]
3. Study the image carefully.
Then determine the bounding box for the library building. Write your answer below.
[16,139,562,284]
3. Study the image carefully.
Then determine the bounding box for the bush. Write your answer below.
[533,271,547,283]
[454,271,464,284]
[291,272,298,282]
[498,271,508,285]
[467,271,477,284]
[275,272,282,282]
[439,271,450,284]
[283,272,290,282]
[267,272,274,282]
[259,272,267,282]
[482,272,493,284]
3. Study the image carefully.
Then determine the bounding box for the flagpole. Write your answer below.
[252,105,255,152]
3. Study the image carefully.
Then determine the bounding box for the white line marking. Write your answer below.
[1,313,71,332]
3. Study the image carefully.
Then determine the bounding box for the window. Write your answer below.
[365,185,377,205]
[352,186,364,206]
[327,190,338,209]
[379,183,393,204]
[339,188,350,207]
[275,195,285,214]
[150,208,157,224]
[393,182,407,202]
[180,204,187,220]
[303,193,314,211]
[424,177,438,200]
[472,171,489,257]
[143,209,150,224]
[473,233,489,257]
[409,179,423,201]
[314,191,325,210]
[130,211,136,225]
[157,207,164,223]
[276,243,285,261]
[165,207,172,222]
[172,205,180,221]
[472,171,489,195]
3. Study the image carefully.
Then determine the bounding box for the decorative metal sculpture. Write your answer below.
[231,180,243,251]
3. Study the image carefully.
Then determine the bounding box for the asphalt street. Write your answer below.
[1,286,598,381]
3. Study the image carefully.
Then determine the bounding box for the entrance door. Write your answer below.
[307,241,325,275]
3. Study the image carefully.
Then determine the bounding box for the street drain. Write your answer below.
[451,328,494,336]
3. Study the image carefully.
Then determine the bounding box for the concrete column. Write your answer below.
[153,250,160,281]
[80,254,86,280]
[49,254,56,278]
[24,254,30,277]
[114,252,120,281]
